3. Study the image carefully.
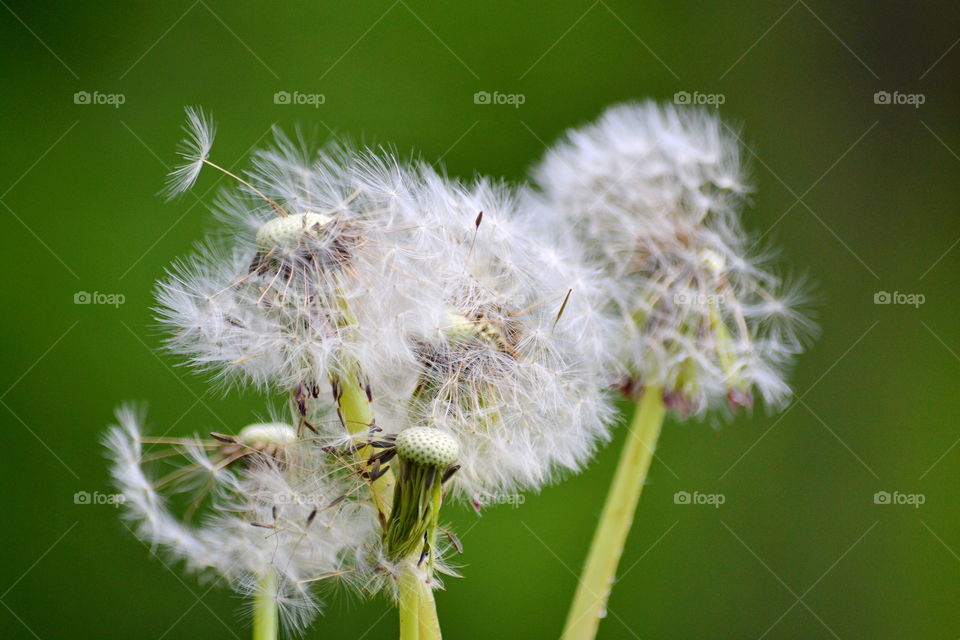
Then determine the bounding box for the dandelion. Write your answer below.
[104,406,379,636]
[151,120,461,637]
[114,108,620,640]
[383,428,459,563]
[156,137,444,401]
[378,173,618,507]
[156,117,616,503]
[365,171,617,638]
[531,101,816,640]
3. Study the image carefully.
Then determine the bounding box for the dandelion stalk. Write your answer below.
[332,302,444,638]
[562,386,665,640]
[337,371,373,435]
[329,284,396,511]
[252,572,278,640]
[398,563,421,640]
[386,428,459,640]
[335,368,395,510]
[417,579,442,640]
[395,561,443,640]
[535,102,816,638]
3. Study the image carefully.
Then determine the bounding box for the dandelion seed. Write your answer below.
[162,106,215,199]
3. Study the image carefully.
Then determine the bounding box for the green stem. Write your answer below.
[417,575,442,640]
[336,369,394,513]
[386,459,446,640]
[337,370,374,435]
[398,563,421,640]
[562,386,666,640]
[252,572,278,640]
[396,561,442,640]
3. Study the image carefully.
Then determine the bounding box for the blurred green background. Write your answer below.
[1,2,958,638]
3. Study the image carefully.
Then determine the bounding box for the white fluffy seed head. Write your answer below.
[104,406,380,633]
[395,427,459,467]
[155,135,452,402]
[154,118,616,505]
[531,100,816,415]
[374,174,618,501]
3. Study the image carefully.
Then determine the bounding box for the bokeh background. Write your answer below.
[1,2,958,638]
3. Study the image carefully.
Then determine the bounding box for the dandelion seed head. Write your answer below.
[532,101,816,415]
[155,135,451,403]
[105,406,380,632]
[376,175,618,500]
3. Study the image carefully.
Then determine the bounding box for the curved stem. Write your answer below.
[337,370,374,435]
[252,572,278,640]
[337,369,394,512]
[332,292,395,511]
[562,387,666,640]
